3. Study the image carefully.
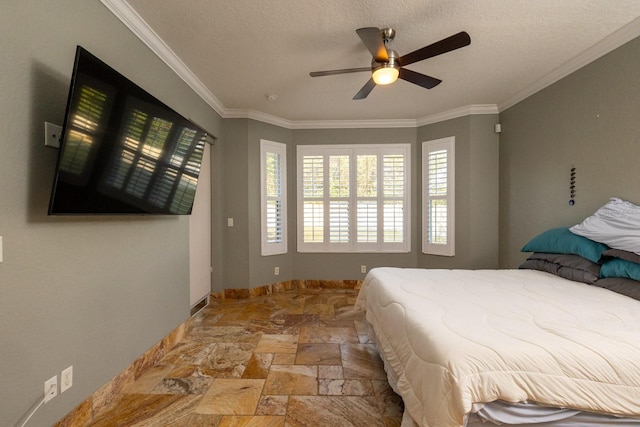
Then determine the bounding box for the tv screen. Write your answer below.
[48,46,208,215]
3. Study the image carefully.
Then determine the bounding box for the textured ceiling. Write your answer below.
[111,0,640,124]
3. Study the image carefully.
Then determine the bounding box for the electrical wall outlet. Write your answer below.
[361,265,367,274]
[44,375,57,403]
[44,122,62,148]
[274,266,280,275]
[61,365,73,393]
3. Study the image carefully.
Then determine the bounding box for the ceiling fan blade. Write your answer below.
[398,68,442,89]
[310,67,371,77]
[353,78,376,100]
[399,31,471,66]
[356,27,388,62]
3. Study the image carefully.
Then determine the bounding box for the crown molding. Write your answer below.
[224,109,294,129]
[416,104,499,126]
[100,0,226,116]
[290,118,418,129]
[499,16,640,112]
[223,109,418,129]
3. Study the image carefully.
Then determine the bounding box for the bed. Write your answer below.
[355,267,640,427]
[355,197,640,427]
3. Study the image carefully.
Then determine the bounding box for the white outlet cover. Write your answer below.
[44,375,57,403]
[61,365,73,393]
[44,122,62,148]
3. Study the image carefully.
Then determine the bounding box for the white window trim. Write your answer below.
[260,139,287,256]
[297,143,411,253]
[422,137,455,256]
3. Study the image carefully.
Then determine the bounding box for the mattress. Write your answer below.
[355,267,640,427]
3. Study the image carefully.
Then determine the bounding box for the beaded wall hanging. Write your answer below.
[569,166,576,206]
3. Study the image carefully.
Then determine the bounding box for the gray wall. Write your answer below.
[220,119,251,289]
[499,36,640,268]
[219,120,500,290]
[0,2,222,426]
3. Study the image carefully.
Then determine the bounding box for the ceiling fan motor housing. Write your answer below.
[372,49,400,85]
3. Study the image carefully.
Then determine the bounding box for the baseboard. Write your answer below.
[214,279,362,300]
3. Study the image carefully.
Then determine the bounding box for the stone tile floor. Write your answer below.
[88,289,404,426]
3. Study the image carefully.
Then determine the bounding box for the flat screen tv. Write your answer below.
[48,46,208,215]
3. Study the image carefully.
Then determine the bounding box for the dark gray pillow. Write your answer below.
[593,278,640,302]
[519,252,600,285]
[601,248,640,265]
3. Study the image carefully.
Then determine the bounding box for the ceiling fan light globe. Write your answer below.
[372,65,399,85]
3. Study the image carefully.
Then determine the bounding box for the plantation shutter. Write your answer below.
[422,137,455,256]
[261,140,287,255]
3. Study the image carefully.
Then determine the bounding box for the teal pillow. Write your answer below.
[521,227,608,263]
[600,258,640,281]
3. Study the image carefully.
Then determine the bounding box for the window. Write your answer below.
[297,144,410,253]
[261,140,287,255]
[422,137,455,256]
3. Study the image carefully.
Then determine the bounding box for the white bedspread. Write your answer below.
[355,268,640,427]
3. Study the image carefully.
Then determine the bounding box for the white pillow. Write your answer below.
[570,198,640,255]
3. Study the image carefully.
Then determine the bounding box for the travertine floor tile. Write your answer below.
[255,334,298,353]
[204,342,256,378]
[160,340,216,365]
[295,343,341,365]
[219,415,286,426]
[122,364,175,394]
[319,316,357,328]
[318,365,343,379]
[79,290,403,427]
[189,326,262,344]
[354,319,377,344]
[153,366,214,394]
[263,365,318,395]
[283,314,319,329]
[286,396,385,427]
[341,343,387,380]
[197,379,265,415]
[242,353,274,379]
[90,394,201,426]
[372,380,404,419]
[272,353,296,364]
[299,326,359,344]
[256,395,289,415]
[303,303,335,314]
[248,319,286,334]
[319,379,374,396]
[166,413,222,426]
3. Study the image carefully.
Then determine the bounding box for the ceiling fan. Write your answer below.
[310,27,471,100]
